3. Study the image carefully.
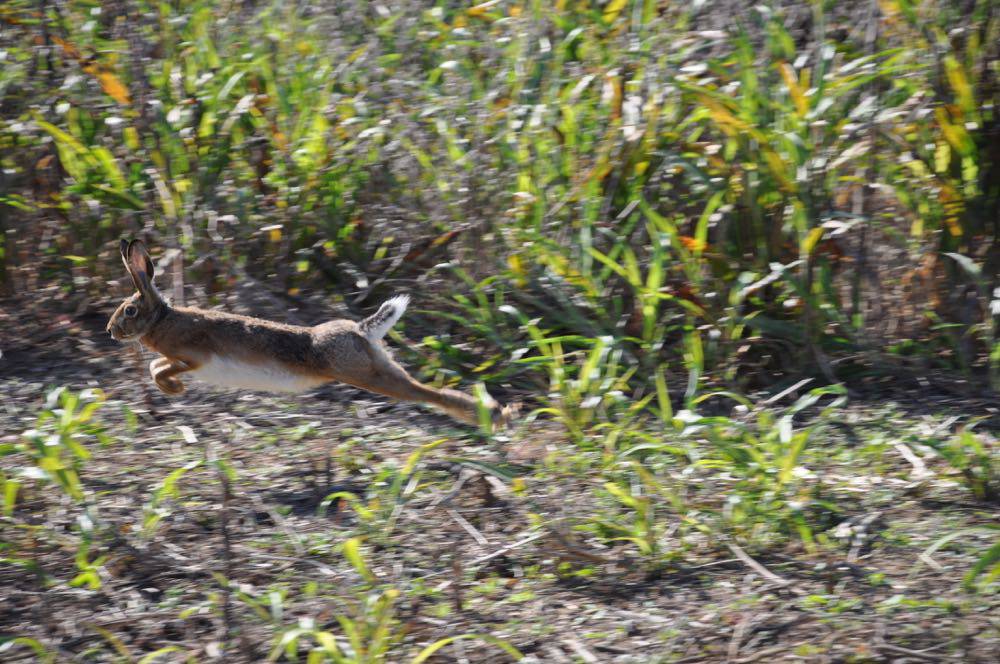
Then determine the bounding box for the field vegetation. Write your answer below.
[1,0,998,661]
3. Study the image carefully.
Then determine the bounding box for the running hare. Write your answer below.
[107,240,515,426]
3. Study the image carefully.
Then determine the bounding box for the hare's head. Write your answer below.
[107,239,166,342]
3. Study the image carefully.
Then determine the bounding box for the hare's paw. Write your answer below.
[151,360,186,394]
[149,357,169,379]
[155,376,185,395]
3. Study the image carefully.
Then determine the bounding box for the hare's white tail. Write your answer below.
[359,295,410,341]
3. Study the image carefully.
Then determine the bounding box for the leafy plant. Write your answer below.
[141,459,203,538]
[6,387,107,507]
[267,541,523,663]
[689,385,848,547]
[319,439,447,541]
[0,637,56,664]
[917,525,1000,593]
[268,587,400,664]
[929,428,999,503]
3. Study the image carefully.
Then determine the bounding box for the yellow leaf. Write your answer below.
[878,0,900,19]
[961,155,979,194]
[777,62,808,118]
[507,252,525,275]
[262,224,282,242]
[934,141,950,173]
[944,215,962,237]
[123,126,139,150]
[53,37,130,105]
[904,157,928,178]
[701,97,751,136]
[94,69,131,105]
[507,254,526,287]
[473,356,497,373]
[943,56,976,118]
[935,107,974,157]
[52,36,81,59]
[938,183,964,237]
[802,226,825,255]
[468,0,501,16]
[762,148,796,193]
[603,0,628,22]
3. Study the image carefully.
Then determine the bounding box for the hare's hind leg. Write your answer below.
[150,357,192,395]
[340,352,504,425]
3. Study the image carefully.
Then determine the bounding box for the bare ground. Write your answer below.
[1,300,998,663]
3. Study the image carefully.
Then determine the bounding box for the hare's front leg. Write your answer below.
[149,357,191,395]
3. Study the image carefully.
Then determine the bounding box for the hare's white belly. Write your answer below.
[192,355,325,393]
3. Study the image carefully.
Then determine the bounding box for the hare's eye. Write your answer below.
[124,305,138,318]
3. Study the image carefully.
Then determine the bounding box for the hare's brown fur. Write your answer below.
[108,240,515,425]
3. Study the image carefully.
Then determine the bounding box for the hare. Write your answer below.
[107,239,516,426]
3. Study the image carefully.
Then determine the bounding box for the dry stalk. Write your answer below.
[451,553,464,613]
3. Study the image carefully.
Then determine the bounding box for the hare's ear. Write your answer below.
[129,240,156,281]
[123,240,159,299]
[121,239,139,289]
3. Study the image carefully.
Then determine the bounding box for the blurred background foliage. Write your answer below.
[0,0,998,398]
